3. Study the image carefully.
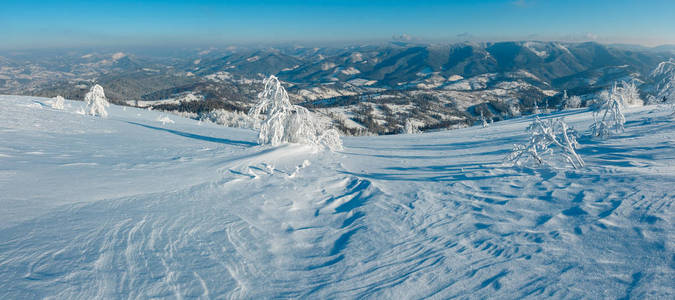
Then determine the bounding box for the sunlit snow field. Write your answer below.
[0,95,673,298]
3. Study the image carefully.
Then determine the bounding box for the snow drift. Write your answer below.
[0,95,673,299]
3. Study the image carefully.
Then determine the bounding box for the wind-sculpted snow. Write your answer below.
[0,95,673,299]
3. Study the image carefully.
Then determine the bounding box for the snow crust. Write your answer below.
[0,95,673,299]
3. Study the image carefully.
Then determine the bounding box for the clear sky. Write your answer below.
[1,0,674,49]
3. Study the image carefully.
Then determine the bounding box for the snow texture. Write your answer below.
[0,95,673,299]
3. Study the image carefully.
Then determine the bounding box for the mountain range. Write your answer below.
[1,41,673,134]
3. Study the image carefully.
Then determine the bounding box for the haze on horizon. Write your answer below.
[1,0,674,50]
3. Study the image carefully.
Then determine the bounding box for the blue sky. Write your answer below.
[1,0,674,49]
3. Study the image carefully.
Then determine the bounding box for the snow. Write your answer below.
[1,95,674,299]
[340,67,361,75]
[111,52,126,60]
[321,62,337,71]
[524,42,548,58]
[448,74,464,81]
[347,78,377,86]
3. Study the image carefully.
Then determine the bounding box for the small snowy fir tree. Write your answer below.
[532,101,540,114]
[249,75,343,150]
[404,119,421,134]
[560,90,568,109]
[589,83,626,138]
[506,117,584,169]
[84,84,110,117]
[52,95,65,110]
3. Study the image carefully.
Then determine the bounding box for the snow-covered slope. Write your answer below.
[1,95,673,299]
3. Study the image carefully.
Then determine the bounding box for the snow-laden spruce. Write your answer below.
[249,75,343,150]
[84,84,110,117]
[589,82,629,138]
[506,117,584,169]
[51,95,65,110]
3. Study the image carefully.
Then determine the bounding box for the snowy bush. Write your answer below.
[200,109,258,129]
[506,117,584,169]
[566,95,582,109]
[648,59,675,105]
[249,75,343,150]
[52,95,65,110]
[589,83,626,138]
[561,91,582,110]
[617,80,643,107]
[156,115,174,125]
[84,84,110,117]
[404,119,421,133]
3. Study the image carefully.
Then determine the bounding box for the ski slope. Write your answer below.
[0,95,673,299]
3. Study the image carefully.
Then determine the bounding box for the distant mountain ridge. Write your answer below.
[1,41,673,135]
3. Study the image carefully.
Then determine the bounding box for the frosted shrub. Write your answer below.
[249,75,343,151]
[84,84,110,117]
[617,80,643,107]
[156,115,174,125]
[565,96,582,109]
[404,119,421,133]
[562,90,581,110]
[200,109,258,129]
[506,117,584,169]
[589,83,625,138]
[52,95,65,110]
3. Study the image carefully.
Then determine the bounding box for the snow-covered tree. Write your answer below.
[84,84,110,117]
[617,80,643,107]
[249,75,343,150]
[52,95,65,110]
[565,95,582,109]
[404,119,421,134]
[648,59,675,104]
[562,90,581,110]
[589,83,626,138]
[506,117,584,169]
